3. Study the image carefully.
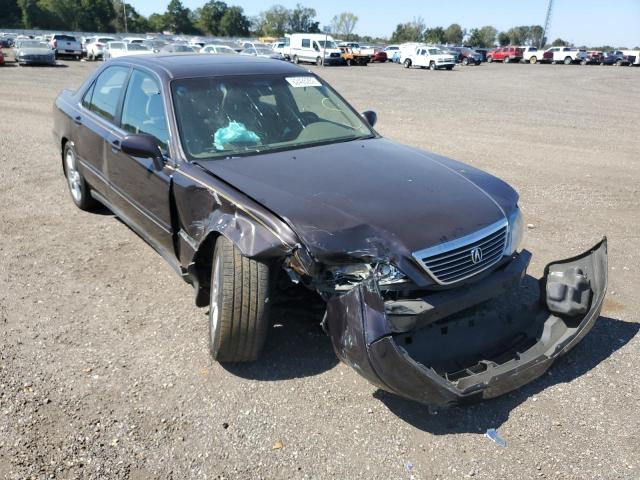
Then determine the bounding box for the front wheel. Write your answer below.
[208,236,271,363]
[462,57,469,66]
[615,60,622,67]
[403,59,411,68]
[346,58,352,66]
[429,61,436,70]
[564,56,572,65]
[529,56,537,64]
[487,56,493,63]
[316,56,323,66]
[292,55,299,64]
[63,142,98,211]
[504,57,510,63]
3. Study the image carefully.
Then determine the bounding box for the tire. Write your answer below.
[208,236,271,363]
[346,58,352,66]
[429,61,436,70]
[292,55,299,64]
[462,57,469,66]
[487,56,493,63]
[403,58,411,68]
[529,56,537,64]
[316,56,323,66]
[504,57,510,63]
[445,65,454,70]
[564,56,572,65]
[615,60,622,67]
[580,59,587,65]
[63,142,98,211]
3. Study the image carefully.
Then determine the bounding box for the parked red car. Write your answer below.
[487,46,523,63]
[371,50,387,63]
[0,49,5,66]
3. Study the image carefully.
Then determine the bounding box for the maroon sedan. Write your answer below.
[371,50,387,62]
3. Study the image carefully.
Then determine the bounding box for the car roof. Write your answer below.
[112,53,305,80]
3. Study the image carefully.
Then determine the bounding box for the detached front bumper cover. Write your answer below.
[325,239,608,407]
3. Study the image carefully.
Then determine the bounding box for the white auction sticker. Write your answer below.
[286,76,322,88]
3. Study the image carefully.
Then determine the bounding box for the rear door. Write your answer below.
[105,68,174,255]
[75,65,130,194]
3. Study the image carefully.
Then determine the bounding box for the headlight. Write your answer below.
[326,263,408,291]
[506,207,525,255]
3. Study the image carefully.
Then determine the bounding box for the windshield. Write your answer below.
[255,46,273,54]
[172,74,373,160]
[428,48,443,55]
[18,41,48,48]
[317,40,337,49]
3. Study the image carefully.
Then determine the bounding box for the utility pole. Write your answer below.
[123,2,128,33]
[542,0,554,47]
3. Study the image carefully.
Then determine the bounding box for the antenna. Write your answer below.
[542,0,554,47]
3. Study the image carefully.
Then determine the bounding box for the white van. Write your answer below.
[288,33,343,66]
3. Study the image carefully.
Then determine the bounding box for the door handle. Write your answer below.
[111,139,121,153]
[73,116,82,125]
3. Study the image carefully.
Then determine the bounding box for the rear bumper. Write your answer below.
[324,239,607,407]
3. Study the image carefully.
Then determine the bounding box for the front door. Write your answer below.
[105,68,174,256]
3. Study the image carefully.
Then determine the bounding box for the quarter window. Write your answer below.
[86,66,129,122]
[302,39,310,48]
[120,70,169,153]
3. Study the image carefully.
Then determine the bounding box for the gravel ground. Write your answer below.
[0,54,638,479]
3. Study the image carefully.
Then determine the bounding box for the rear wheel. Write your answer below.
[208,236,271,363]
[504,57,510,63]
[564,56,572,65]
[292,55,299,64]
[403,58,411,68]
[316,56,323,66]
[580,59,587,65]
[615,60,622,67]
[429,61,436,70]
[346,58,352,66]
[63,142,98,211]
[529,56,537,64]
[487,56,493,63]
[462,57,469,66]
[445,65,454,70]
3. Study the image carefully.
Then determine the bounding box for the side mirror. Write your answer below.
[121,134,164,171]
[362,110,377,128]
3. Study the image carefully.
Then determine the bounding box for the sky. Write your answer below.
[134,0,640,47]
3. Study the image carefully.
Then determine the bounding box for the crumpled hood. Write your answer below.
[198,138,517,267]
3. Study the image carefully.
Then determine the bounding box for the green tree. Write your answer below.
[148,12,167,32]
[258,5,289,36]
[77,0,115,32]
[467,25,497,48]
[530,25,544,47]
[444,23,464,44]
[497,31,510,45]
[0,0,23,27]
[505,25,531,45]
[112,0,150,33]
[424,26,445,44]
[389,17,424,43]
[195,0,227,35]
[219,6,249,36]
[331,12,358,40]
[289,4,319,33]
[551,37,570,47]
[164,0,196,34]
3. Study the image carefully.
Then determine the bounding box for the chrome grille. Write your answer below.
[412,219,508,285]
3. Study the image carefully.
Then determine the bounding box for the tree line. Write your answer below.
[390,18,553,48]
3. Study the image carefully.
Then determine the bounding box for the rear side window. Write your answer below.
[87,66,129,122]
[302,39,310,48]
[120,70,169,152]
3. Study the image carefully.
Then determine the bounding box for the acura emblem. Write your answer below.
[470,246,483,264]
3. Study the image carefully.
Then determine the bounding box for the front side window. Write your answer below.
[121,70,169,152]
[87,66,129,122]
[301,39,310,48]
[171,74,373,160]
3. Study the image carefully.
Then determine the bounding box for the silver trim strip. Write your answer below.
[412,218,509,286]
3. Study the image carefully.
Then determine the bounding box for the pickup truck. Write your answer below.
[403,46,456,70]
[521,46,541,64]
[49,34,82,60]
[540,46,588,64]
[339,46,369,66]
[339,42,375,57]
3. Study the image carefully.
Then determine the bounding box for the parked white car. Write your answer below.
[540,46,588,64]
[122,37,145,44]
[288,33,343,66]
[104,42,153,60]
[621,50,640,65]
[339,42,375,56]
[85,36,116,61]
[403,46,456,70]
[382,44,400,61]
[200,44,238,55]
[272,41,290,59]
[520,46,542,64]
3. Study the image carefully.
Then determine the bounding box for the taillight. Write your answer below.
[96,43,102,47]
[53,40,57,48]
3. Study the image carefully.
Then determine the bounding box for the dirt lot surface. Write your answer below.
[1,54,639,479]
